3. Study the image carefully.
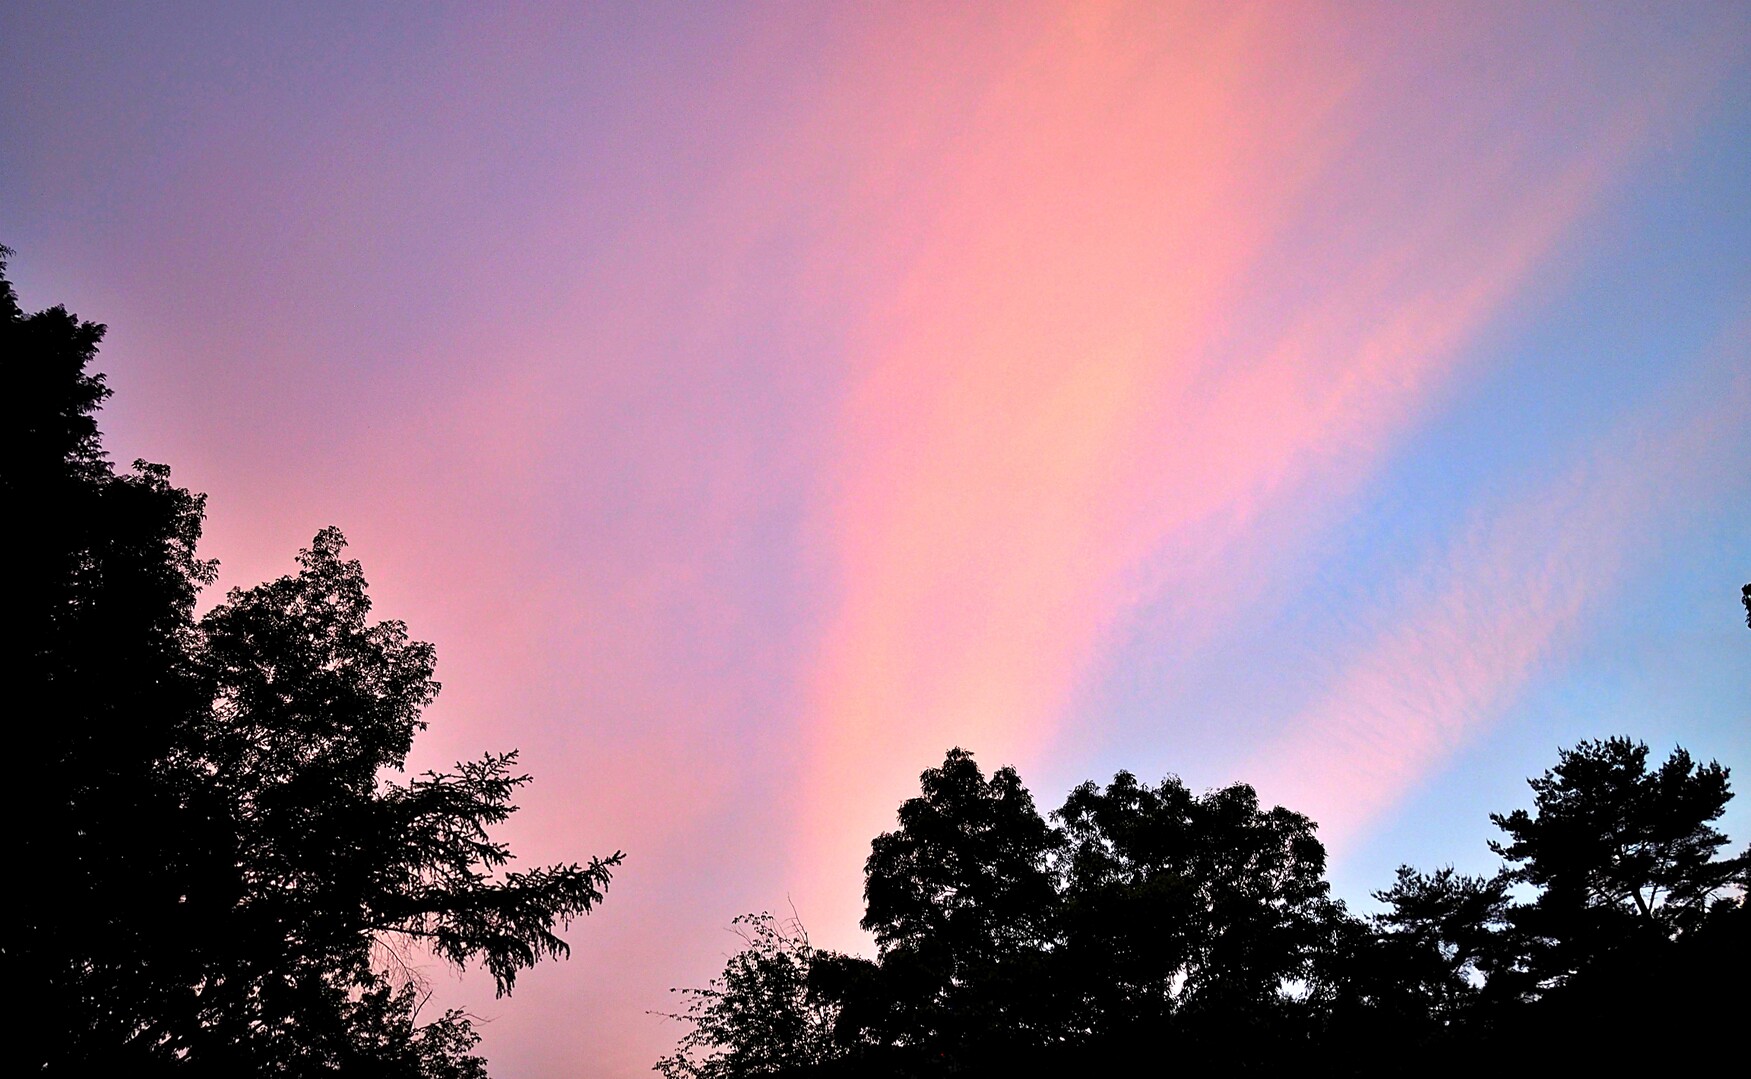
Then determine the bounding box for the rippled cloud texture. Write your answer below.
[5,3,1747,1075]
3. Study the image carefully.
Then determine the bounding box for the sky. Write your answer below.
[4,2,1748,1074]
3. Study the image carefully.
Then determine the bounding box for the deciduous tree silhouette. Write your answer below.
[176,529,620,1074]
[654,912,839,1079]
[854,748,1063,1063]
[2,250,620,1076]
[1053,771,1335,1060]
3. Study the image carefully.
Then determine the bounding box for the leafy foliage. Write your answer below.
[1372,867,1508,994]
[6,246,221,1070]
[654,913,837,1079]
[862,749,1060,964]
[1345,864,1511,1045]
[169,531,621,1070]
[1057,772,1332,1002]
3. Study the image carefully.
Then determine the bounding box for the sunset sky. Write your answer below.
[4,3,1748,1075]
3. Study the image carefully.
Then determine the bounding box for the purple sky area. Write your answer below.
[5,3,1747,1075]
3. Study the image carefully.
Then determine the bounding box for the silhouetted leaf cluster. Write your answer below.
[655,913,837,1079]
[3,251,620,1077]
[668,734,1748,1076]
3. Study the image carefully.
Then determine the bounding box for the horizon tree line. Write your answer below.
[659,731,1748,1077]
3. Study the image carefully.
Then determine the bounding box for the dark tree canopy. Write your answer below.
[1054,771,1335,1056]
[1477,736,1746,1029]
[665,731,1746,1077]
[665,750,1355,1074]
[1370,866,1508,1004]
[1490,737,1740,934]
[862,748,1060,963]
[172,530,620,1073]
[3,250,620,1077]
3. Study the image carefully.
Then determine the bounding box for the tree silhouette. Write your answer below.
[1313,864,1509,1064]
[855,748,1063,1063]
[1482,737,1743,1010]
[1476,738,1747,1069]
[2,250,620,1076]
[663,732,1745,1075]
[654,912,839,1079]
[1369,866,1507,1014]
[1492,738,1739,941]
[1054,771,1336,1063]
[5,246,219,1070]
[174,529,620,1074]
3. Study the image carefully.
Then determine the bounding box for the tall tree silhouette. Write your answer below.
[4,246,218,1069]
[2,250,620,1076]
[855,748,1063,1064]
[174,529,621,1075]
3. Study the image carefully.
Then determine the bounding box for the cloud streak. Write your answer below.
[784,3,1733,942]
[1249,325,1751,852]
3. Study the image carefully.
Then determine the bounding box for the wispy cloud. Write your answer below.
[1249,324,1751,851]
[783,4,1729,943]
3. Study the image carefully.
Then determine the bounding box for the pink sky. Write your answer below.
[4,3,1748,1075]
